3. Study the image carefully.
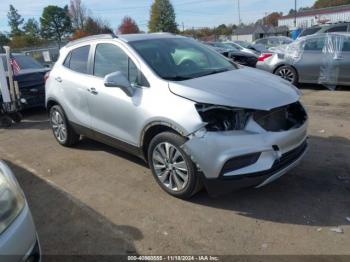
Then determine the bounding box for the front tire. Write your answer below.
[148,132,202,199]
[49,105,80,147]
[275,65,298,85]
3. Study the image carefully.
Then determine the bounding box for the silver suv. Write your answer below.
[46,33,308,198]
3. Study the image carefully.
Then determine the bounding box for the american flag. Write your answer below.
[9,55,20,75]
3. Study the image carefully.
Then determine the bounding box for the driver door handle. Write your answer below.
[87,87,98,95]
[55,77,62,83]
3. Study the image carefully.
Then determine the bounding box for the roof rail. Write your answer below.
[65,33,117,47]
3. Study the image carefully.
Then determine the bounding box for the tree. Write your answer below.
[118,16,140,34]
[0,32,10,50]
[71,16,113,40]
[314,0,350,9]
[214,24,235,35]
[148,0,178,33]
[23,18,41,38]
[69,0,87,30]
[262,12,283,26]
[40,5,72,47]
[7,5,24,36]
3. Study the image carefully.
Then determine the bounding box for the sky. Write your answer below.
[0,0,316,32]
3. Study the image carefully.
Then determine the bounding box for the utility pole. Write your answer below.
[237,0,241,25]
[294,0,297,27]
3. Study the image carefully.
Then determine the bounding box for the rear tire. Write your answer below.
[49,105,80,147]
[275,65,298,85]
[148,132,202,199]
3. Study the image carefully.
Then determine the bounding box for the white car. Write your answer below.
[0,161,40,262]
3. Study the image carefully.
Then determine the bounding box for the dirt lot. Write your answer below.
[0,86,349,257]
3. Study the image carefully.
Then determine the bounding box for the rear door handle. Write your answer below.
[55,77,62,83]
[87,87,98,95]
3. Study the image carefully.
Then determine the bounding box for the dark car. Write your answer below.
[205,42,258,67]
[1,53,49,109]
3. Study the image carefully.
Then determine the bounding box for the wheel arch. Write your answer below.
[140,121,186,162]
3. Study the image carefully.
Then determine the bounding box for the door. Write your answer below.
[294,36,326,83]
[86,42,144,146]
[337,35,350,85]
[59,45,91,127]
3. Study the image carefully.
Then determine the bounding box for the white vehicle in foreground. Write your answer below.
[0,161,40,262]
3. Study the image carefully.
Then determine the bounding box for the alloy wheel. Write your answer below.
[152,142,189,192]
[51,109,67,143]
[277,68,295,82]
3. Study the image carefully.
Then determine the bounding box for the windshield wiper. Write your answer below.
[163,75,192,81]
[198,68,231,77]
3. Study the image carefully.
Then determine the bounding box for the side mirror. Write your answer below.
[104,71,134,97]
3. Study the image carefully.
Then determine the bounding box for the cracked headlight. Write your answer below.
[195,104,253,131]
[0,162,25,234]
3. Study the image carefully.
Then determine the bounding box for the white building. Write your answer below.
[233,24,289,42]
[278,5,350,29]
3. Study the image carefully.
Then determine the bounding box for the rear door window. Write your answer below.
[303,37,325,51]
[65,45,90,74]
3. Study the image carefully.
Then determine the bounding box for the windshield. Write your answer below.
[130,38,236,81]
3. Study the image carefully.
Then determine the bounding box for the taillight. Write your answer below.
[44,71,50,83]
[258,53,273,62]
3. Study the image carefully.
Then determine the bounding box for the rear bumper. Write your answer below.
[256,62,274,73]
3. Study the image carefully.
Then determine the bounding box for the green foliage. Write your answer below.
[40,5,72,47]
[7,5,24,36]
[23,18,41,38]
[181,24,236,39]
[0,32,10,49]
[261,12,283,26]
[148,0,178,33]
[314,0,350,9]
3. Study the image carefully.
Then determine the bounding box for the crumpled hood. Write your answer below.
[168,67,300,110]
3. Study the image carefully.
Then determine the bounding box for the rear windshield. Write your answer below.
[299,27,322,37]
[1,55,43,71]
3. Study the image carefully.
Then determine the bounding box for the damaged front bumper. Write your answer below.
[181,118,308,195]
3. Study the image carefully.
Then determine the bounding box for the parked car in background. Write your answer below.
[256,33,350,87]
[46,33,308,198]
[253,36,293,51]
[0,161,40,262]
[222,41,260,56]
[231,40,268,55]
[205,42,258,67]
[0,54,49,109]
[298,22,350,38]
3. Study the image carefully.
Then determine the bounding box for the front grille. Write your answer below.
[220,152,261,175]
[253,101,307,132]
[246,140,307,178]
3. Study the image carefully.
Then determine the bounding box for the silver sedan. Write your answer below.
[256,33,350,87]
